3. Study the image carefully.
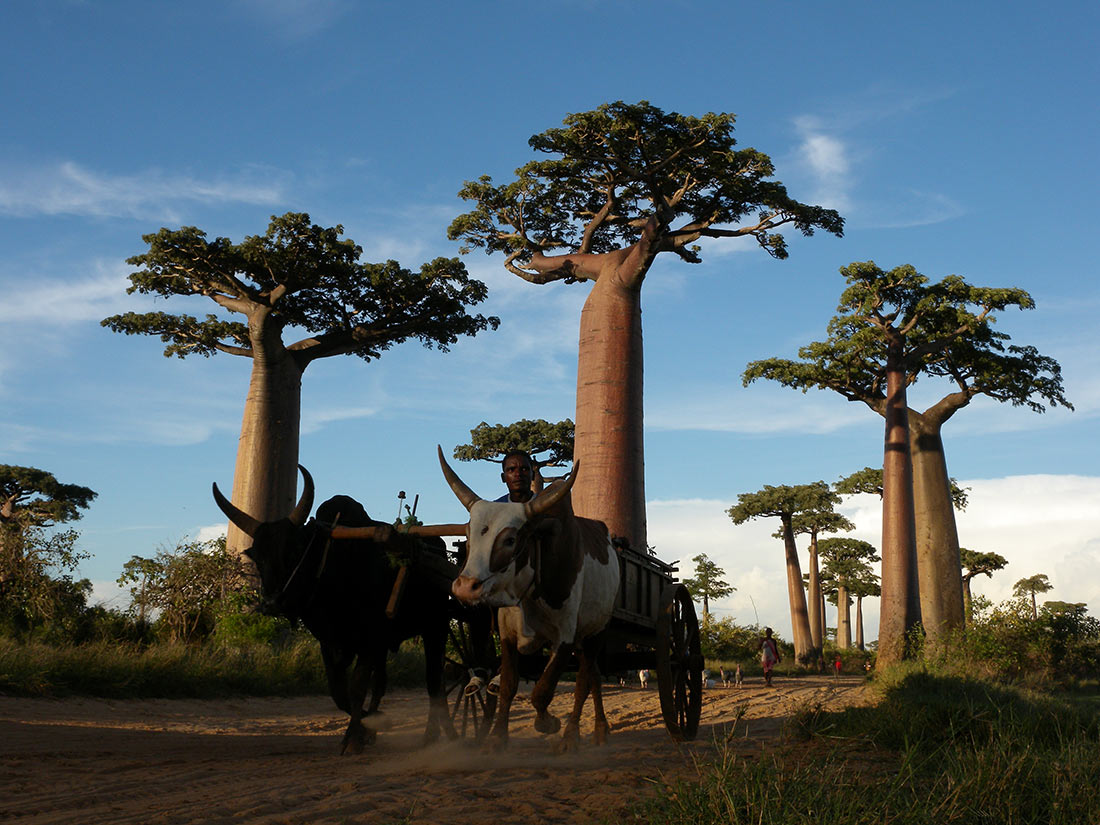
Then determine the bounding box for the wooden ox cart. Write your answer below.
[380,524,704,743]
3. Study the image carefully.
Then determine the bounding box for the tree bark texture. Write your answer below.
[837,585,852,648]
[909,412,966,644]
[226,337,305,560]
[572,270,647,551]
[855,596,865,650]
[781,518,814,663]
[963,578,974,625]
[877,348,921,669]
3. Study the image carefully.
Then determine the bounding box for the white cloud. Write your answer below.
[194,523,229,543]
[647,474,1100,646]
[0,161,286,220]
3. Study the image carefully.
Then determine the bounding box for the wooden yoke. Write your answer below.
[329,523,468,541]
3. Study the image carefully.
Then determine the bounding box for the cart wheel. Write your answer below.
[444,606,498,740]
[655,583,703,741]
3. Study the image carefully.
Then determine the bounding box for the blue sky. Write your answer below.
[2,0,1098,641]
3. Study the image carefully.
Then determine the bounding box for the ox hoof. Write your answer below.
[592,726,610,746]
[534,714,561,735]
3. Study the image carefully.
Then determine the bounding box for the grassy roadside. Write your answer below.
[0,637,428,699]
[634,668,1100,825]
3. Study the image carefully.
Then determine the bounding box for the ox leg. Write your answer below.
[422,626,458,745]
[583,633,611,746]
[321,645,354,714]
[556,634,610,753]
[531,643,572,735]
[342,649,383,754]
[488,631,520,748]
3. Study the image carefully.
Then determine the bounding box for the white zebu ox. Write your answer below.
[437,447,620,750]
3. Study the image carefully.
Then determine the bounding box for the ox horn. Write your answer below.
[212,482,261,538]
[211,464,315,536]
[288,465,315,527]
[523,460,580,520]
[437,445,481,512]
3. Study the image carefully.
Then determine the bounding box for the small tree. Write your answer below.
[960,548,1009,624]
[818,537,880,649]
[450,101,843,550]
[728,482,837,664]
[118,537,244,642]
[103,213,498,559]
[0,525,91,639]
[453,418,574,492]
[1013,574,1053,621]
[682,553,735,620]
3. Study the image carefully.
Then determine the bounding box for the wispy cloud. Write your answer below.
[0,260,138,324]
[0,161,287,220]
[793,116,853,213]
[790,86,965,229]
[232,0,351,39]
[648,385,868,435]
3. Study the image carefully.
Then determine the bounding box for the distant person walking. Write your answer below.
[834,655,843,677]
[760,627,780,687]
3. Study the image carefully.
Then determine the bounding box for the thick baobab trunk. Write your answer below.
[909,412,965,645]
[226,340,305,559]
[877,346,921,670]
[855,596,865,650]
[572,270,647,551]
[837,584,852,648]
[781,518,815,663]
[808,538,823,651]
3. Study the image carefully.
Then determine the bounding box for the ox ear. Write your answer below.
[212,482,261,538]
[288,465,315,527]
[437,445,481,512]
[524,460,579,520]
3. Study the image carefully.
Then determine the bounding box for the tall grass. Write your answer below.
[0,637,428,699]
[635,669,1100,825]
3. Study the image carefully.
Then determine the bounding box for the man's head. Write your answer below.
[500,450,534,502]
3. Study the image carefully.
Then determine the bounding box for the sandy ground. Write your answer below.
[0,674,871,825]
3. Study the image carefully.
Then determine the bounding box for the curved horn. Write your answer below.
[437,445,481,512]
[212,482,261,538]
[288,465,314,527]
[524,460,580,520]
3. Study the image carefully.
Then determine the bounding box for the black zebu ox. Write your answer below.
[213,466,458,753]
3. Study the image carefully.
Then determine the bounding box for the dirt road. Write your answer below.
[1,675,869,824]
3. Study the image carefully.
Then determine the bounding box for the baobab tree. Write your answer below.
[449,101,843,550]
[103,213,498,557]
[728,482,837,663]
[683,553,735,621]
[846,566,881,651]
[744,261,1064,665]
[1013,573,1053,620]
[453,418,574,493]
[818,537,880,648]
[960,548,1008,624]
[787,506,854,654]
